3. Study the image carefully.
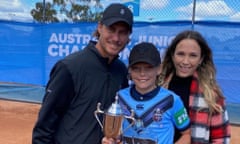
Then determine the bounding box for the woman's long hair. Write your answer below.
[158,30,224,114]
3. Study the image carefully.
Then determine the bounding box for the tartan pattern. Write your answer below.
[163,72,231,144]
[189,72,231,144]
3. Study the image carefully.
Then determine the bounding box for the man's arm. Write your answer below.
[32,61,75,144]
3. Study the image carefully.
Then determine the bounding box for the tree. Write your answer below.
[31,2,59,23]
[31,0,103,23]
[53,0,103,22]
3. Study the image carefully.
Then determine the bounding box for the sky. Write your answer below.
[0,0,240,22]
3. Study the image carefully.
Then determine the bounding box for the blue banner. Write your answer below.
[0,20,239,103]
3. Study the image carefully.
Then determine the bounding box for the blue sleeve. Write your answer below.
[171,94,190,130]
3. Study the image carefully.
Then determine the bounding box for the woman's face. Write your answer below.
[172,39,203,77]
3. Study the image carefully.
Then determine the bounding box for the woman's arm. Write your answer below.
[175,128,191,144]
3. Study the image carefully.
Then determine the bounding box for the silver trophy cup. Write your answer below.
[94,95,135,139]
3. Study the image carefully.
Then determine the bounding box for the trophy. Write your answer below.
[94,95,135,139]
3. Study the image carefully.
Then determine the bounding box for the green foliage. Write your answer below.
[31,0,103,23]
[31,2,59,23]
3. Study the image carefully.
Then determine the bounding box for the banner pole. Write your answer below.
[192,0,196,30]
[43,0,46,23]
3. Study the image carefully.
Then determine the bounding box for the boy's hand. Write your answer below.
[102,137,122,144]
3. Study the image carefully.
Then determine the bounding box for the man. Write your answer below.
[32,3,133,144]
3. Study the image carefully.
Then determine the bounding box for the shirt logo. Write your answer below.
[120,9,125,15]
[174,108,189,126]
[136,104,144,110]
[152,108,163,122]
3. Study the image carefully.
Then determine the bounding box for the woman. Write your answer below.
[158,30,231,143]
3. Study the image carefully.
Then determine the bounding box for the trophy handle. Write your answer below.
[94,102,104,129]
[123,109,135,133]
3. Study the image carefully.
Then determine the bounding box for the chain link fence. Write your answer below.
[48,0,239,22]
[133,0,240,22]
[1,0,239,23]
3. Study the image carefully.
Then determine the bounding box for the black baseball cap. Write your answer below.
[101,3,133,32]
[129,42,161,67]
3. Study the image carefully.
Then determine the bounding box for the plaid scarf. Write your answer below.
[163,72,231,144]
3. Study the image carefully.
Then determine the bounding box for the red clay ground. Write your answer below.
[0,100,239,144]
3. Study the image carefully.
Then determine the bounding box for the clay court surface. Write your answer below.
[0,100,239,144]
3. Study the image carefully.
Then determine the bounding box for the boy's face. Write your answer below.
[129,62,161,94]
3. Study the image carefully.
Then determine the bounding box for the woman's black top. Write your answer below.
[168,74,192,142]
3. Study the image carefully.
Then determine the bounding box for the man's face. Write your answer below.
[96,22,131,60]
